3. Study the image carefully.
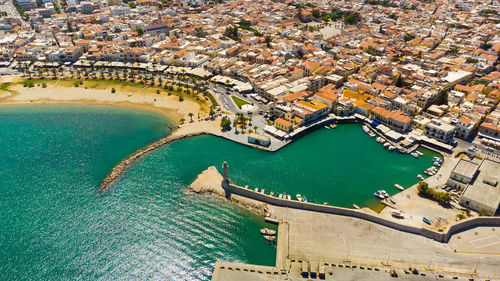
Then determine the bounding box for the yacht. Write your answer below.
[417,174,424,180]
[394,184,404,191]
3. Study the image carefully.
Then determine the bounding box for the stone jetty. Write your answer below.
[99,131,205,193]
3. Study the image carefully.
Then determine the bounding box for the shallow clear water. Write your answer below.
[0,105,438,280]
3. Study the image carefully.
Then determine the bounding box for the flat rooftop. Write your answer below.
[452,158,479,179]
[462,159,500,211]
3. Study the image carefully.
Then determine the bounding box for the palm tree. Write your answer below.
[188,112,194,122]
[180,118,185,125]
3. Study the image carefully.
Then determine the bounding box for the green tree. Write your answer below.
[220,116,231,130]
[111,87,116,93]
[128,1,136,8]
[188,112,194,122]
[136,28,144,36]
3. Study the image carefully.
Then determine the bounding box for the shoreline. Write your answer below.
[0,76,208,124]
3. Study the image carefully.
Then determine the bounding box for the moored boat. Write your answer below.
[353,204,360,209]
[394,184,404,191]
[324,126,330,129]
[388,145,396,151]
[374,191,385,199]
[411,152,419,158]
[384,142,390,148]
[415,151,423,156]
[263,235,276,242]
[296,194,302,201]
[260,228,277,236]
[330,124,337,129]
[417,174,424,180]
[389,197,396,204]
[287,195,291,200]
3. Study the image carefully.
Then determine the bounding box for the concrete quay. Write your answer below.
[209,163,500,281]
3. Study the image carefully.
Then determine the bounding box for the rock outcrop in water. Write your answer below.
[187,166,268,214]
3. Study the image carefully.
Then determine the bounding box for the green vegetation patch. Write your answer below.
[417,181,451,205]
[231,95,251,108]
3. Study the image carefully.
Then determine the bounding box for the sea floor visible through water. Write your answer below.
[0,105,439,280]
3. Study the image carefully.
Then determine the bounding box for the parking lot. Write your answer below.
[449,226,500,254]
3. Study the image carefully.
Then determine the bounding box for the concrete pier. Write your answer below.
[211,163,500,281]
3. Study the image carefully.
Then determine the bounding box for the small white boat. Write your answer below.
[254,188,259,192]
[388,145,396,151]
[263,235,276,242]
[374,191,385,199]
[376,137,384,143]
[330,124,337,129]
[415,151,424,156]
[270,192,274,196]
[389,197,396,204]
[433,162,441,167]
[287,195,291,200]
[324,126,330,129]
[394,184,404,191]
[353,204,360,209]
[260,189,265,194]
[380,190,389,198]
[260,228,276,235]
[417,174,424,180]
[278,194,283,199]
[384,142,390,148]
[391,210,405,218]
[296,194,302,201]
[411,152,419,158]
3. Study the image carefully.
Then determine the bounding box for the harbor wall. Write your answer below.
[222,180,500,242]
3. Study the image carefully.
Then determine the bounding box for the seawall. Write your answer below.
[221,176,500,243]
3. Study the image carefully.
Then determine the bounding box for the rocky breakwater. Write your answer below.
[187,166,268,214]
[99,131,204,193]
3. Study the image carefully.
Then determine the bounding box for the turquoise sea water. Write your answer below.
[0,105,438,280]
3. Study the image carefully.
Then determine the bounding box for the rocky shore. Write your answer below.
[187,166,268,214]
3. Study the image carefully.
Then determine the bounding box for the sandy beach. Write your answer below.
[0,76,208,123]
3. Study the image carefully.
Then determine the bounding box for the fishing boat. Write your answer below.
[417,174,424,180]
[422,217,431,225]
[389,197,396,204]
[391,210,404,218]
[380,190,389,198]
[374,191,385,199]
[394,184,404,191]
[263,235,276,242]
[353,204,360,209]
[260,228,277,236]
[296,194,302,201]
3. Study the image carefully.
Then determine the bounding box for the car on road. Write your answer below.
[485,147,494,152]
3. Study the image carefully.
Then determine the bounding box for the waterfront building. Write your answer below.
[274,118,293,133]
[424,119,456,144]
[247,133,270,147]
[459,159,500,216]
